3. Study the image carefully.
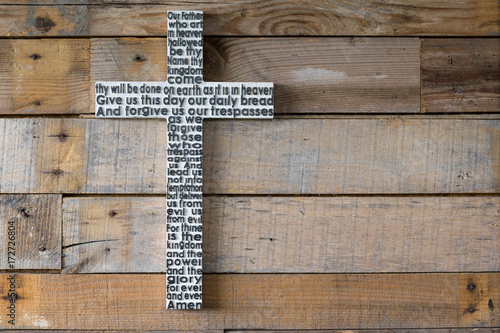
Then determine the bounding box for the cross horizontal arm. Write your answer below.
[95,81,273,119]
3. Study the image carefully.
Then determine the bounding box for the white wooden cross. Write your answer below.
[95,10,274,310]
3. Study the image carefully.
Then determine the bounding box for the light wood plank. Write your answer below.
[91,37,420,114]
[0,273,497,329]
[422,38,500,113]
[0,119,87,193]
[0,118,498,194]
[0,5,88,36]
[0,195,61,270]
[62,196,500,273]
[0,39,90,114]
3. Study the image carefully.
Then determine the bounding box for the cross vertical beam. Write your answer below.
[94,10,274,310]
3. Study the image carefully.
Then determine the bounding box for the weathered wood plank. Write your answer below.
[0,273,497,329]
[0,119,87,193]
[0,39,90,114]
[422,38,500,113]
[0,195,61,270]
[2,330,500,333]
[228,331,500,333]
[0,5,89,36]
[2,1,498,36]
[62,196,500,273]
[0,118,498,194]
[91,37,420,114]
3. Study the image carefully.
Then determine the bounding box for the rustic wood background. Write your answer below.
[0,0,499,331]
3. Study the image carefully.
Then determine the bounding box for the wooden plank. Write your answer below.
[62,196,500,274]
[0,39,90,114]
[91,37,420,114]
[422,38,500,113]
[0,5,88,36]
[1,1,498,36]
[3,331,498,333]
[0,273,497,329]
[0,195,61,270]
[0,119,87,193]
[228,331,500,333]
[0,118,498,194]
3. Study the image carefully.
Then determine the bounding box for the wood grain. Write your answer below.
[0,195,61,270]
[0,39,89,114]
[0,118,498,194]
[0,119,87,193]
[2,1,498,36]
[0,273,497,329]
[90,37,420,114]
[422,38,500,113]
[0,4,88,36]
[62,196,500,273]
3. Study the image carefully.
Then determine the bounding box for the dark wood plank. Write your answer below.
[0,273,497,329]
[62,196,500,273]
[0,4,89,36]
[1,1,498,36]
[0,39,90,114]
[0,195,61,270]
[0,118,498,194]
[422,38,500,113]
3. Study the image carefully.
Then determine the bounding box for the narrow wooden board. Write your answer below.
[0,5,89,36]
[0,273,497,329]
[62,196,500,274]
[0,118,499,194]
[228,331,500,333]
[422,38,500,113]
[0,195,61,270]
[2,330,500,333]
[2,1,498,36]
[0,39,90,114]
[91,37,420,114]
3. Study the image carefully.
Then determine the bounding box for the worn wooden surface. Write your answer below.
[0,1,498,331]
[0,273,498,329]
[1,118,498,194]
[62,196,499,273]
[422,38,500,113]
[3,37,498,114]
[0,39,90,114]
[228,331,500,333]
[92,37,420,114]
[1,1,498,36]
[0,195,61,270]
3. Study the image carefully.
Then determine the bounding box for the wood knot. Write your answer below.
[49,132,68,142]
[29,54,41,60]
[133,55,146,62]
[109,210,118,217]
[18,207,31,217]
[467,282,476,291]
[489,299,494,310]
[35,16,56,32]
